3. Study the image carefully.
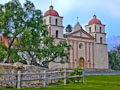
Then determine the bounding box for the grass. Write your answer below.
[1,75,120,90]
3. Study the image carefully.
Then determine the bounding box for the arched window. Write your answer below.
[100,37,102,44]
[56,30,58,38]
[55,19,58,25]
[79,43,83,49]
[89,27,91,33]
[100,27,102,33]
[44,19,46,24]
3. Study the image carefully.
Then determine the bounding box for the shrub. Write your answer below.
[67,67,82,83]
[58,67,83,84]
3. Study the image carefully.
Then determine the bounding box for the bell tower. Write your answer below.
[85,15,108,69]
[43,5,64,38]
[85,15,106,44]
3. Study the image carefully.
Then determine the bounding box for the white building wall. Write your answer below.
[43,15,64,39]
[96,33,106,44]
[50,16,63,26]
[94,44,109,69]
[85,24,105,33]
[50,26,63,38]
[43,16,49,25]
[67,37,94,69]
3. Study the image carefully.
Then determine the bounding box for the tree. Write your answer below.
[66,24,72,32]
[0,0,70,68]
[0,0,26,62]
[109,45,120,70]
[0,0,46,62]
[15,30,70,68]
[0,44,8,62]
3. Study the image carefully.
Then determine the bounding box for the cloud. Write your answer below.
[1,0,120,19]
[51,0,120,19]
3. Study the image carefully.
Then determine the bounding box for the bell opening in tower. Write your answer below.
[56,30,58,38]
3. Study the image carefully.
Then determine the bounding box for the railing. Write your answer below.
[0,69,85,89]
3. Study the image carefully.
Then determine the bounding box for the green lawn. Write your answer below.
[1,75,120,90]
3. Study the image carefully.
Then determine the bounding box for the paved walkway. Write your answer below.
[85,72,120,75]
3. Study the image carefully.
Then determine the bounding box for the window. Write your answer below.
[79,43,83,49]
[44,19,46,24]
[100,37,102,44]
[56,30,58,38]
[89,27,91,33]
[55,19,58,25]
[100,27,102,33]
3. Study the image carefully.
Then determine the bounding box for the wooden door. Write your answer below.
[79,57,85,69]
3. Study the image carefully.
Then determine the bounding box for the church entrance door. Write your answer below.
[79,57,85,69]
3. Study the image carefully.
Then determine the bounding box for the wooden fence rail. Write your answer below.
[0,69,85,89]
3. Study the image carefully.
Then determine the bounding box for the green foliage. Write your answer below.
[0,44,8,62]
[66,24,72,32]
[67,67,82,83]
[109,45,120,70]
[0,0,70,68]
[0,72,4,76]
[59,67,82,84]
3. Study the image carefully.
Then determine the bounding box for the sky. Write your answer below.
[0,0,120,50]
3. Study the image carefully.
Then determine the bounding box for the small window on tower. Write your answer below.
[89,27,91,33]
[44,19,46,24]
[55,19,58,25]
[100,27,102,33]
[56,30,58,38]
[100,37,102,44]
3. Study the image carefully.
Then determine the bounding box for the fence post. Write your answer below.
[82,70,85,84]
[17,71,21,89]
[43,70,47,87]
[64,69,67,85]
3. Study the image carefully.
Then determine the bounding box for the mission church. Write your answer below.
[43,5,109,69]
[0,4,109,69]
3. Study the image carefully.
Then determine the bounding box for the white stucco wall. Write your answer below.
[94,44,109,69]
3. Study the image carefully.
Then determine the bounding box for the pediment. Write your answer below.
[65,30,94,39]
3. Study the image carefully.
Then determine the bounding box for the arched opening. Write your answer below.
[56,30,58,38]
[100,27,102,33]
[100,37,102,44]
[79,43,83,49]
[89,27,91,33]
[79,57,85,69]
[55,19,58,25]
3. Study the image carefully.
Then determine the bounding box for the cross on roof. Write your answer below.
[77,16,79,22]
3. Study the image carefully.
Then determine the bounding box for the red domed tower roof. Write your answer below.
[88,15,102,25]
[44,5,59,17]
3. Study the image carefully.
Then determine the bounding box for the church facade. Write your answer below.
[43,5,109,69]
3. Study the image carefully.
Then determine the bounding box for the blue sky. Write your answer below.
[0,0,120,36]
[0,0,120,50]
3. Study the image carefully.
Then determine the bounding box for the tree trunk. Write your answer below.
[6,38,15,63]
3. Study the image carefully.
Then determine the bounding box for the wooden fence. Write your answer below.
[0,69,85,89]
